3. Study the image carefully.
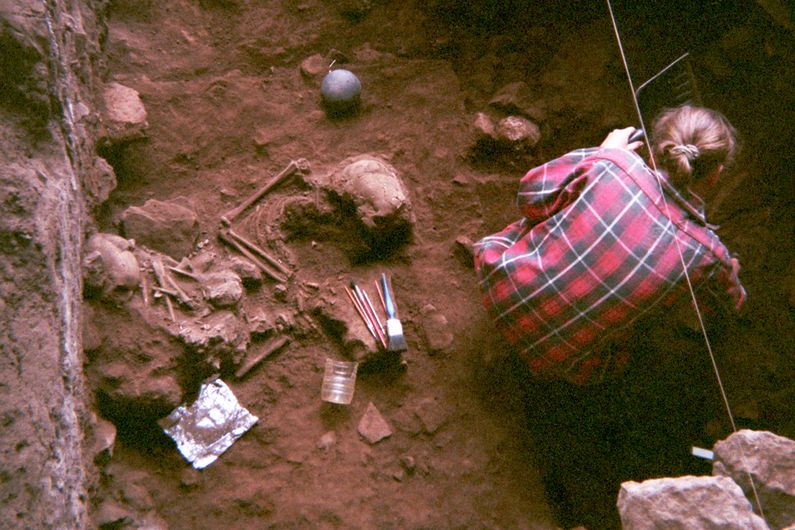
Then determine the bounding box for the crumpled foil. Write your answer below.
[159,378,258,469]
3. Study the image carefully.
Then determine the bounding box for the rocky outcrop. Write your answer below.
[0,1,111,528]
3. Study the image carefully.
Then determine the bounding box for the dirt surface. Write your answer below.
[88,1,794,529]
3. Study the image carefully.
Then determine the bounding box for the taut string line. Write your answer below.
[603,0,767,521]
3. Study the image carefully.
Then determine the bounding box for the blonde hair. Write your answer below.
[651,105,737,189]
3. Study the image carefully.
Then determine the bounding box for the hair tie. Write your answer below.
[671,144,700,161]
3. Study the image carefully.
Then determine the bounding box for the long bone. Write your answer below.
[218,229,287,283]
[227,228,291,277]
[220,158,310,227]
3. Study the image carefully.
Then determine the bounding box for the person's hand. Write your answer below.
[600,127,644,151]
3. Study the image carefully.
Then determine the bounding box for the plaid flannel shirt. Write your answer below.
[474,147,746,385]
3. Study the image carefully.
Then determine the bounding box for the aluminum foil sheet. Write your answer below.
[159,378,258,469]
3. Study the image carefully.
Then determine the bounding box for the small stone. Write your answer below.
[392,469,405,482]
[273,284,289,302]
[473,112,496,139]
[316,431,337,451]
[420,304,454,354]
[357,402,392,444]
[180,467,202,490]
[300,53,328,79]
[400,455,416,474]
[415,397,447,435]
[95,500,134,528]
[495,115,541,148]
[92,417,117,465]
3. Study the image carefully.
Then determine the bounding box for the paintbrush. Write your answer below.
[379,273,407,352]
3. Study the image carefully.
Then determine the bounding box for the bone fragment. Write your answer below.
[218,230,287,283]
[220,158,310,226]
[169,266,200,281]
[152,257,192,306]
[228,228,291,277]
[140,271,151,306]
[151,257,177,321]
[152,286,180,297]
[234,335,290,379]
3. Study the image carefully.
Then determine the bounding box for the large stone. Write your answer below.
[617,475,770,530]
[100,82,148,145]
[309,282,380,362]
[713,430,795,530]
[121,198,199,260]
[178,311,250,366]
[200,271,243,308]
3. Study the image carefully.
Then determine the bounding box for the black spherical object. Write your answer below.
[320,69,361,116]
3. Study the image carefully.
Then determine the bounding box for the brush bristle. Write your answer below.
[386,319,407,352]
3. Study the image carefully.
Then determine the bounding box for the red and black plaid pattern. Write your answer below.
[474,148,746,385]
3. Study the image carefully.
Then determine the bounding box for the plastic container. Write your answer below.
[321,358,358,405]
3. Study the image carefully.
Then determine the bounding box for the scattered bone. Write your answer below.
[220,158,310,226]
[169,265,200,281]
[357,402,393,444]
[140,268,152,305]
[152,286,179,298]
[151,256,192,307]
[218,229,286,283]
[234,335,290,379]
[228,228,291,277]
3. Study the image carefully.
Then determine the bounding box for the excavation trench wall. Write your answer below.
[0,1,110,528]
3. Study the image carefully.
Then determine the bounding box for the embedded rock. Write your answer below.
[201,271,243,308]
[489,81,545,122]
[178,311,250,367]
[309,284,379,362]
[713,430,795,530]
[495,115,541,148]
[420,304,454,355]
[617,475,769,530]
[100,82,148,145]
[121,198,199,260]
[358,402,392,444]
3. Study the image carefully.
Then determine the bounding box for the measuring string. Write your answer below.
[603,0,767,521]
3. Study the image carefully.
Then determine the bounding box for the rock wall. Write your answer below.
[0,1,110,528]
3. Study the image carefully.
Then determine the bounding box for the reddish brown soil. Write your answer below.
[92,1,794,529]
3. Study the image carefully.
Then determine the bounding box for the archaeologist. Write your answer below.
[474,105,746,386]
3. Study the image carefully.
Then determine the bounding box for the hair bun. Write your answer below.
[670,144,700,161]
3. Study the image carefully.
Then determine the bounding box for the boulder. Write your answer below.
[713,430,795,530]
[617,475,770,530]
[100,82,148,145]
[121,198,199,260]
